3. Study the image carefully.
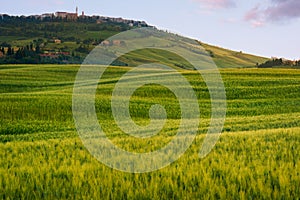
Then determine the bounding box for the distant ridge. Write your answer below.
[0,13,269,67]
[0,13,150,27]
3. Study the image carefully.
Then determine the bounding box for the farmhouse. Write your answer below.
[112,40,122,45]
[101,40,110,46]
[54,39,62,44]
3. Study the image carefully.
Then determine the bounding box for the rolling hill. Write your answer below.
[0,14,269,67]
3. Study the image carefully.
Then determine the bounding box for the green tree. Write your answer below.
[0,47,5,55]
[7,47,13,55]
[35,45,41,54]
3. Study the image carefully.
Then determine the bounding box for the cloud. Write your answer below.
[192,0,236,9]
[244,5,260,21]
[245,0,300,26]
[244,5,265,27]
[265,0,300,21]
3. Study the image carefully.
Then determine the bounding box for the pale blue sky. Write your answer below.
[1,0,300,59]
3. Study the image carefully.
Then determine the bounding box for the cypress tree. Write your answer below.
[7,47,12,55]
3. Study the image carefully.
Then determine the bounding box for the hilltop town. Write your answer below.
[0,7,149,28]
[0,9,152,64]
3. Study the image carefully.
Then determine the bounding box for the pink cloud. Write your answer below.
[265,0,300,21]
[244,5,260,21]
[244,5,265,27]
[193,0,236,9]
[244,0,300,27]
[251,21,265,28]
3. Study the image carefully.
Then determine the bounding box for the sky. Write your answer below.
[1,0,300,59]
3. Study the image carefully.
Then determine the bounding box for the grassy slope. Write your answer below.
[0,65,299,199]
[201,43,269,68]
[0,19,269,68]
[113,41,269,69]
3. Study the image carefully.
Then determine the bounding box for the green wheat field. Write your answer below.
[0,64,299,199]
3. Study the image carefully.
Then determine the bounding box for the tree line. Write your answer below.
[0,14,133,40]
[0,44,82,64]
[258,58,300,68]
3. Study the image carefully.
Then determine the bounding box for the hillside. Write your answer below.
[200,43,268,68]
[0,14,269,67]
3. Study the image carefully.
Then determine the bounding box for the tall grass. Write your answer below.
[0,65,299,199]
[0,129,299,199]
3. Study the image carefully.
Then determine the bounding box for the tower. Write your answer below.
[76,6,78,16]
